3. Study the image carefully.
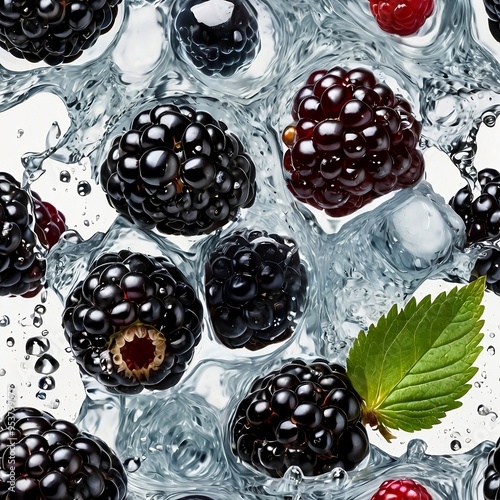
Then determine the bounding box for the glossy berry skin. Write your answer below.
[369,0,434,36]
[0,407,127,500]
[371,479,432,500]
[0,172,46,297]
[483,0,500,43]
[472,247,500,296]
[0,0,122,65]
[62,250,203,394]
[231,359,369,477]
[100,104,256,236]
[174,0,260,77]
[205,229,307,350]
[484,437,500,499]
[282,67,424,217]
[32,192,67,249]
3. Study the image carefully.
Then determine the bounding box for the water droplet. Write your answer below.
[17,129,24,138]
[26,336,50,356]
[34,354,60,375]
[35,305,46,315]
[38,376,56,391]
[481,371,487,379]
[450,440,461,451]
[41,329,49,337]
[84,220,90,227]
[0,315,9,327]
[488,345,495,355]
[478,404,491,416]
[36,391,46,400]
[60,170,71,183]
[26,382,31,387]
[32,316,43,328]
[124,457,141,472]
[474,381,482,388]
[0,369,5,376]
[77,181,91,196]
[6,337,15,347]
[44,398,60,409]
[482,111,497,127]
[46,121,61,148]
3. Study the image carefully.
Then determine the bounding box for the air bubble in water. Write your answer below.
[60,170,71,183]
[0,369,5,376]
[450,440,461,451]
[26,336,50,356]
[77,181,91,196]
[6,337,15,347]
[124,457,142,472]
[36,391,46,400]
[34,354,60,375]
[0,316,9,327]
[38,376,56,391]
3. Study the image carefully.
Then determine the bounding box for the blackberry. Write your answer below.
[33,192,67,249]
[205,229,307,350]
[471,247,500,295]
[99,104,257,237]
[231,359,369,477]
[0,0,122,66]
[62,250,203,394]
[174,0,260,77]
[484,437,500,499]
[0,406,127,499]
[282,66,424,217]
[449,167,500,243]
[483,0,500,43]
[0,172,45,298]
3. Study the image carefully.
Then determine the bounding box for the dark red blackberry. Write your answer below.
[0,0,122,65]
[174,0,260,77]
[0,172,45,298]
[282,67,424,217]
[231,359,369,477]
[449,167,500,243]
[32,192,67,249]
[99,104,257,236]
[62,250,203,394]
[0,406,127,500]
[205,229,307,350]
[483,437,500,499]
[483,0,500,42]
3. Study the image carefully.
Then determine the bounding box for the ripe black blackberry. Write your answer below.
[483,0,500,42]
[231,359,369,477]
[205,229,307,350]
[99,103,257,237]
[0,172,45,298]
[472,247,500,295]
[282,66,424,217]
[483,437,500,499]
[62,250,203,394]
[0,406,127,499]
[174,0,260,77]
[0,0,122,66]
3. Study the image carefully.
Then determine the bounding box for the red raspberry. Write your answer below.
[371,479,433,500]
[369,0,434,36]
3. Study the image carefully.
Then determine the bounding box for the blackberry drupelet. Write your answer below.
[472,247,500,296]
[0,406,127,500]
[174,0,260,77]
[369,0,434,37]
[371,479,432,500]
[484,437,500,499]
[231,359,369,477]
[483,0,500,43]
[205,229,307,350]
[100,104,257,236]
[282,66,424,217]
[0,172,45,297]
[0,0,122,66]
[62,250,203,394]
[32,192,67,249]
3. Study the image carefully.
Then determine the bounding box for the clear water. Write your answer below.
[3,0,500,498]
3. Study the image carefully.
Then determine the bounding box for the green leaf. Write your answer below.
[346,277,486,441]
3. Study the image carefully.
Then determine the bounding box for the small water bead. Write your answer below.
[17,129,24,138]
[482,111,497,127]
[43,399,60,410]
[6,337,15,347]
[0,369,5,376]
[77,181,92,196]
[0,316,9,327]
[124,457,142,472]
[26,336,50,356]
[34,354,60,375]
[488,345,496,355]
[38,376,56,391]
[41,329,49,337]
[32,316,43,328]
[36,391,46,400]
[450,440,461,451]
[60,170,71,183]
[478,404,492,416]
[35,305,46,315]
